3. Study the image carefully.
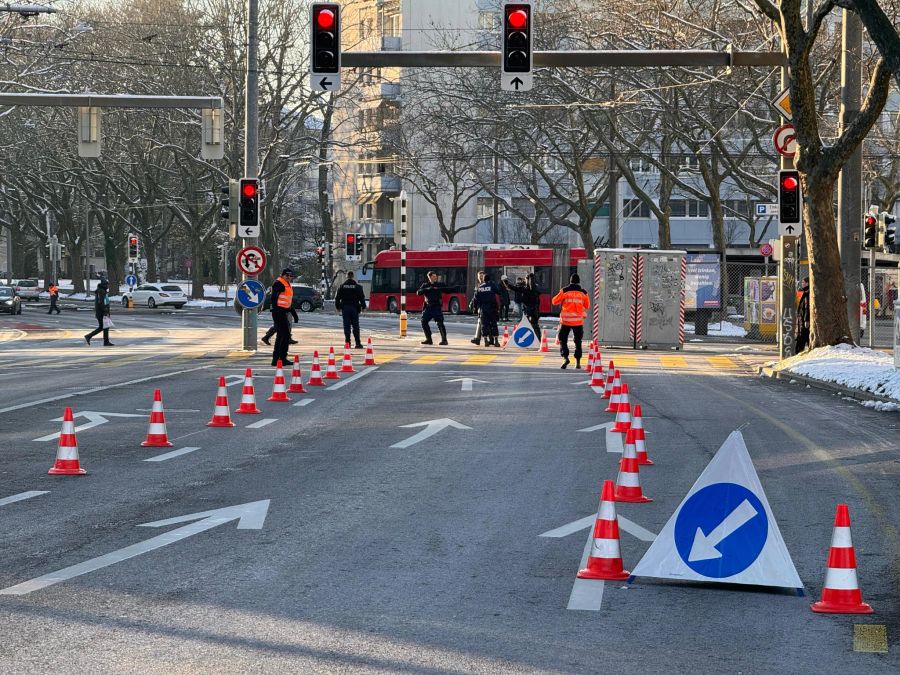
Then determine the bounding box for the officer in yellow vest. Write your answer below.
[270,268,298,366]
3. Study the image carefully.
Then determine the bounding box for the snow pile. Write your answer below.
[775,344,900,402]
[186,299,229,308]
[684,321,747,337]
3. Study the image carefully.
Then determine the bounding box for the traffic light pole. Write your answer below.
[241,0,260,352]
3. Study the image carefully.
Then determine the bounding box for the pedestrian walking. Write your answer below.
[270,268,299,366]
[471,271,501,347]
[416,270,448,345]
[551,273,590,369]
[795,277,810,352]
[504,276,525,318]
[47,282,61,314]
[84,272,114,346]
[335,271,366,348]
[261,286,298,347]
[498,274,511,322]
[520,272,542,340]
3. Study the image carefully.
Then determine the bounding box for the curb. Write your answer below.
[756,365,900,406]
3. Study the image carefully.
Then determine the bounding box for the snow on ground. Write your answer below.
[684,321,747,337]
[774,344,900,403]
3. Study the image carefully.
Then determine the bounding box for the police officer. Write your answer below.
[84,272,114,346]
[472,271,501,347]
[521,272,542,340]
[416,270,448,345]
[551,273,590,369]
[47,281,61,314]
[335,271,366,348]
[270,268,298,366]
[498,274,511,321]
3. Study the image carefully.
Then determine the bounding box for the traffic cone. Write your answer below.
[811,504,873,614]
[554,332,560,347]
[632,405,652,465]
[595,350,604,377]
[308,351,325,386]
[586,349,594,376]
[577,480,630,581]
[207,376,236,427]
[235,368,262,414]
[141,389,173,447]
[540,333,549,352]
[364,337,377,366]
[267,360,291,402]
[288,355,306,393]
[589,360,605,387]
[501,325,510,348]
[48,407,87,475]
[601,362,615,399]
[605,370,622,413]
[325,346,340,380]
[614,432,652,503]
[612,383,633,433]
[341,343,357,373]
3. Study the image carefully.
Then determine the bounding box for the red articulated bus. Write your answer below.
[367,245,587,315]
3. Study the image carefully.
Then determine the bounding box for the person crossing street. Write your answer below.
[416,271,448,345]
[269,268,299,367]
[551,273,590,369]
[335,271,366,348]
[47,282,61,314]
[471,271,501,347]
[84,272,114,346]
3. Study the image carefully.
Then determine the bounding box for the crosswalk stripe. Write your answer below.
[412,355,447,365]
[514,355,545,366]
[659,355,688,369]
[463,354,498,365]
[613,356,639,367]
[375,354,401,363]
[706,356,737,369]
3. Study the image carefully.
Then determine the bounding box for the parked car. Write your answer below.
[262,284,324,312]
[122,283,187,309]
[13,279,40,301]
[0,286,22,314]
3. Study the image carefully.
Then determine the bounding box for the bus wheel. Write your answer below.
[448,298,460,315]
[388,297,398,313]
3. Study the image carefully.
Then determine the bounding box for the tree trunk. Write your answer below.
[657,212,671,250]
[804,175,852,347]
[191,240,204,299]
[145,244,158,283]
[710,198,728,317]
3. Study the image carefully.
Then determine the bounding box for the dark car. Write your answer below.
[0,286,22,314]
[262,284,324,312]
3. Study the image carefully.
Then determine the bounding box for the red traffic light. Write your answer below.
[507,8,528,29]
[346,234,355,243]
[241,182,258,198]
[129,237,137,245]
[781,175,799,191]
[865,215,877,226]
[315,7,335,29]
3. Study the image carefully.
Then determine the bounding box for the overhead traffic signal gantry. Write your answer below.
[778,170,801,231]
[501,1,533,92]
[310,3,341,92]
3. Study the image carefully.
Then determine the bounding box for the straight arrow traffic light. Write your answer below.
[501,1,533,92]
[778,170,801,229]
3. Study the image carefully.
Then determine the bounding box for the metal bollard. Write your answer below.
[399,310,407,337]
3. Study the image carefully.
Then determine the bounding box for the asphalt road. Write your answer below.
[0,304,896,673]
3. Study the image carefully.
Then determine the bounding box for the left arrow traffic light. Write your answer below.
[310,3,341,92]
[239,178,259,234]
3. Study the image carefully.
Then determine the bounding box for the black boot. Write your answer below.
[438,325,448,345]
[560,357,570,369]
[470,338,481,345]
[421,337,433,345]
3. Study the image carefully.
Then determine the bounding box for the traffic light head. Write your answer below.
[882,213,897,252]
[128,235,139,259]
[502,3,532,74]
[311,3,340,74]
[345,233,356,257]
[220,185,230,220]
[778,169,801,225]
[238,178,259,233]
[864,214,878,249]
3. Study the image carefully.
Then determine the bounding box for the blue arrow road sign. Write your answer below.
[236,279,266,309]
[512,324,536,348]
[125,274,137,287]
[673,482,768,578]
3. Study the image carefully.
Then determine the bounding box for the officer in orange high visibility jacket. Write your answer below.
[551,273,590,369]
[270,268,298,367]
[47,283,61,314]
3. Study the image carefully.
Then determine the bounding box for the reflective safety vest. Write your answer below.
[275,278,293,309]
[48,285,58,296]
[552,287,590,326]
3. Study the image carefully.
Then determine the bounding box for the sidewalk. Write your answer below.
[759,344,900,411]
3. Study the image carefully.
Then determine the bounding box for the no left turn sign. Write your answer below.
[236,246,267,276]
[773,124,797,157]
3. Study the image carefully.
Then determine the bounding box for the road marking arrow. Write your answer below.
[390,418,471,449]
[688,498,758,562]
[540,514,656,542]
[445,377,489,391]
[0,500,270,596]
[576,422,623,453]
[33,411,145,442]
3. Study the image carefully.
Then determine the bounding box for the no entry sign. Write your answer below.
[236,246,266,276]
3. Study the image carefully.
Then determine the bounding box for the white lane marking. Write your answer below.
[144,447,201,462]
[33,411,145,442]
[293,398,314,407]
[606,428,625,454]
[390,418,471,449]
[539,514,656,542]
[577,422,616,433]
[246,418,277,429]
[567,532,604,611]
[224,375,245,388]
[326,366,379,390]
[0,500,270,595]
[446,377,490,391]
[619,516,657,542]
[0,491,49,507]
[0,364,216,415]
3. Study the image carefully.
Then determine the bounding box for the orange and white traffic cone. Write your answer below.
[589,359,606,387]
[341,343,357,373]
[605,370,622,413]
[601,362,616,399]
[48,407,87,475]
[586,349,594,376]
[595,350,604,377]
[612,383,632,433]
[235,368,262,413]
[325,346,340,380]
[501,325,510,348]
[540,333,549,353]
[308,351,325,386]
[631,405,652,465]
[288,355,306,394]
[811,504,873,614]
[141,389,173,447]
[207,376,236,427]
[364,337,377,366]
[577,480,630,580]
[267,360,291,402]
[614,432,652,503]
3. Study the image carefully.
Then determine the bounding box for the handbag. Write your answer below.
[102,316,114,329]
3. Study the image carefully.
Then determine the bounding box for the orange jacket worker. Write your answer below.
[551,273,590,369]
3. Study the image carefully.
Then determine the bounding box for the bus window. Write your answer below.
[373,267,399,293]
[533,266,552,290]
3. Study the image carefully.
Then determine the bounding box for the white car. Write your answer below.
[123,283,187,309]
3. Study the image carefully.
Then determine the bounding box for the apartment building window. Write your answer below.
[478,11,499,31]
[722,199,749,218]
[629,157,657,174]
[359,16,374,39]
[384,13,401,37]
[476,197,494,219]
[542,155,563,173]
[687,199,709,218]
[669,200,686,217]
[623,199,651,218]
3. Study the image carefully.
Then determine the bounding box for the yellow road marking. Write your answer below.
[611,356,639,368]
[412,355,447,365]
[660,355,688,369]
[706,356,737,369]
[373,353,401,364]
[853,624,888,653]
[515,355,545,366]
[464,354,498,365]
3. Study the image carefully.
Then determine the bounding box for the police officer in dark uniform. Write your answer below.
[84,272,114,346]
[335,271,366,348]
[471,271,501,347]
[416,270,448,345]
[521,272,542,340]
[270,268,298,366]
